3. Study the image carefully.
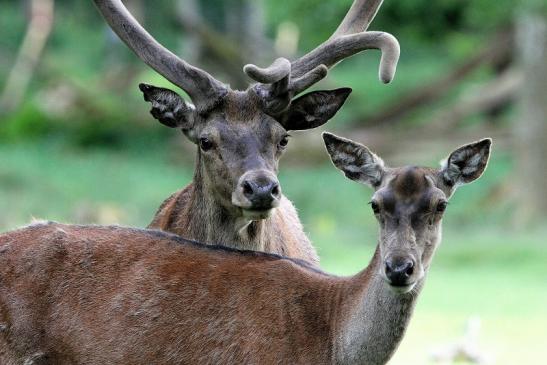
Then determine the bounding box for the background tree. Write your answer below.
[176,0,268,88]
[514,6,547,226]
[0,0,54,114]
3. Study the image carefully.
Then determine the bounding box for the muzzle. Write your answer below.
[232,170,281,218]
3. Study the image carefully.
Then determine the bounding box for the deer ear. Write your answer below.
[440,138,492,187]
[139,83,195,130]
[322,132,385,188]
[280,88,352,130]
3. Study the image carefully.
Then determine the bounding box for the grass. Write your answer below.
[392,229,547,365]
[0,140,545,364]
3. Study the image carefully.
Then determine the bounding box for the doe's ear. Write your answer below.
[322,132,385,188]
[281,88,352,131]
[139,83,195,130]
[440,138,492,187]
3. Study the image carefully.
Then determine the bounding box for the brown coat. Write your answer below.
[0,223,414,365]
[148,182,319,265]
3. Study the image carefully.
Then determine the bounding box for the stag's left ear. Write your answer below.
[280,88,352,130]
[440,138,492,187]
[139,83,195,130]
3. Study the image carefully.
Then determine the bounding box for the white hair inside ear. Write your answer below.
[322,132,386,188]
[440,138,492,187]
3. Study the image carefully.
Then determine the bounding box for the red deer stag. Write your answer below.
[92,0,400,264]
[0,135,490,364]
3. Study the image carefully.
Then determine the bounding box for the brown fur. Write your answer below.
[0,223,337,364]
[149,183,317,261]
[0,137,490,365]
[147,89,324,266]
[0,222,411,365]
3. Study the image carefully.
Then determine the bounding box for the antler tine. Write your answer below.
[246,60,329,115]
[290,65,329,95]
[244,58,291,84]
[291,0,399,84]
[244,58,292,114]
[247,1,397,115]
[93,0,227,110]
[330,0,385,39]
[292,31,400,84]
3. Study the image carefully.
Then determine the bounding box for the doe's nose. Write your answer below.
[241,177,281,210]
[385,258,414,286]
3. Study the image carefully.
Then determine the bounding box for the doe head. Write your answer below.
[323,133,491,293]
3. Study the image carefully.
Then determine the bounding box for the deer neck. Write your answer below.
[334,246,425,365]
[185,166,273,251]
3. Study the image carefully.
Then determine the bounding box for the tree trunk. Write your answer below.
[225,0,267,61]
[514,13,547,225]
[0,0,54,114]
[177,0,204,65]
[427,69,522,130]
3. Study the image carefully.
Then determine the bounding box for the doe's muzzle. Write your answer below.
[385,256,415,287]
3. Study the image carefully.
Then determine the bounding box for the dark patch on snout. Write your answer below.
[385,256,415,287]
[241,175,281,210]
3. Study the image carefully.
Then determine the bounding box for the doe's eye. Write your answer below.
[278,135,290,149]
[436,201,448,213]
[370,201,380,214]
[199,137,214,151]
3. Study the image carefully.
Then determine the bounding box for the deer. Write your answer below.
[0,134,491,365]
[91,0,400,265]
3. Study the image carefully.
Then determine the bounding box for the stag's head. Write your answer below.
[137,77,353,220]
[323,133,491,293]
[93,0,400,220]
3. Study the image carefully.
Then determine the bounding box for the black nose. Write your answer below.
[385,258,414,286]
[242,178,281,209]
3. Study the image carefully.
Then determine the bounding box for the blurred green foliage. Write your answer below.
[266,0,516,49]
[0,0,518,146]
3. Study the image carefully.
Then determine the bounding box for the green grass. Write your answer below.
[392,229,547,365]
[0,141,189,229]
[0,140,545,364]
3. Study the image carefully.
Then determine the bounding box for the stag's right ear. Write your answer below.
[139,83,195,130]
[280,88,352,131]
[322,132,385,188]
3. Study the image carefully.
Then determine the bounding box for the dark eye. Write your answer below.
[199,137,214,151]
[278,135,290,149]
[436,201,448,213]
[370,201,380,214]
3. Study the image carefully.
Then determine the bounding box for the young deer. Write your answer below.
[0,135,490,365]
[92,0,400,264]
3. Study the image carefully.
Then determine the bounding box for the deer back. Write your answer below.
[0,223,339,364]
